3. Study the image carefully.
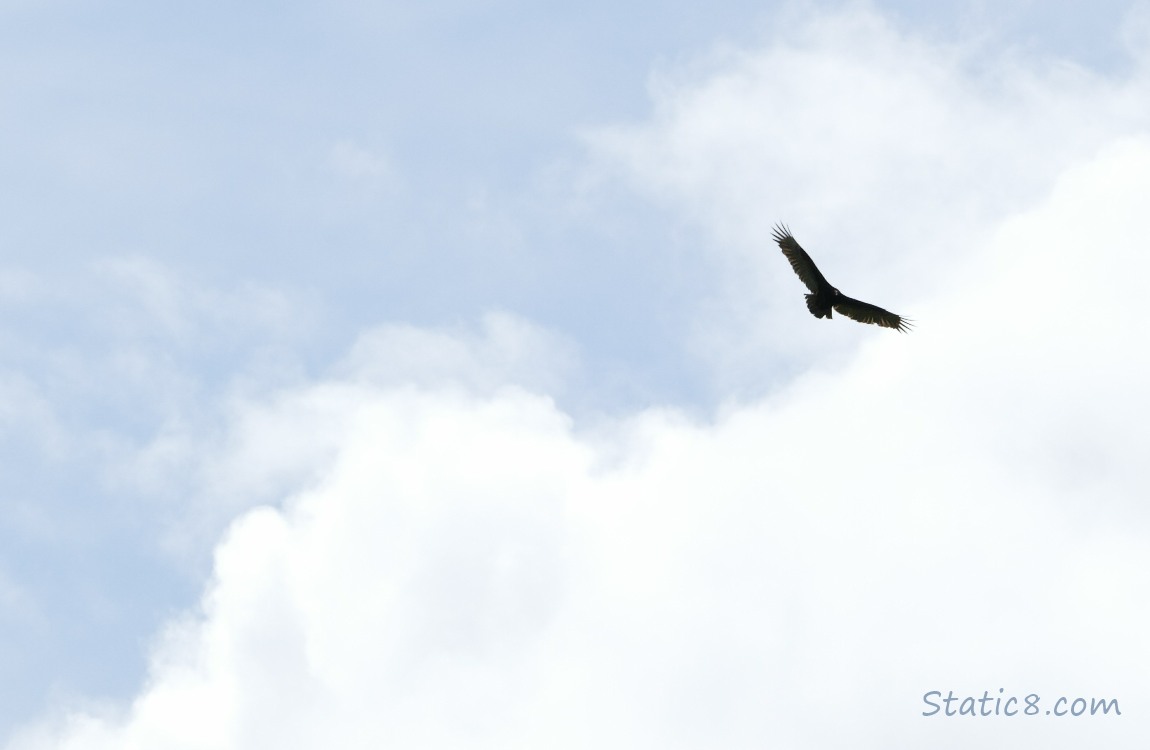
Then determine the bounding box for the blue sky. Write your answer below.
[3,1,1150,747]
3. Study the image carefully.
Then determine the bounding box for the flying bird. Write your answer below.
[772,224,912,332]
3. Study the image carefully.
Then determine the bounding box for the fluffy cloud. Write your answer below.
[10,6,1150,749]
[117,311,579,559]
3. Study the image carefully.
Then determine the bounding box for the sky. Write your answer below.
[2,0,1150,747]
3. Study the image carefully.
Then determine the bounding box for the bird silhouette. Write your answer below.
[772,224,912,332]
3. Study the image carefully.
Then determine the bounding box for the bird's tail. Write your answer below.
[804,294,830,319]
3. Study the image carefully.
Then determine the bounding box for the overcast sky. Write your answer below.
[3,0,1150,747]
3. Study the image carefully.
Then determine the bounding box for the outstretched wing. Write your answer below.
[833,295,913,332]
[772,224,829,294]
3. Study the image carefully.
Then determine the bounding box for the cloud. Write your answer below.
[0,255,319,512]
[334,311,579,395]
[14,130,1150,746]
[9,5,1150,749]
[114,311,580,560]
[91,256,308,346]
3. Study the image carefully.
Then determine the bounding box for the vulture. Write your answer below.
[772,224,912,332]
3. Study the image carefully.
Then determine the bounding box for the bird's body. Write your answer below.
[802,281,838,320]
[772,224,911,332]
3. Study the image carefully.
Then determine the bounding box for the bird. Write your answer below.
[771,224,912,332]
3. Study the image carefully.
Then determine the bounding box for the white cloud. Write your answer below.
[0,255,318,498]
[10,5,1150,749]
[14,131,1150,746]
[115,311,580,560]
[335,311,579,396]
[92,256,308,346]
